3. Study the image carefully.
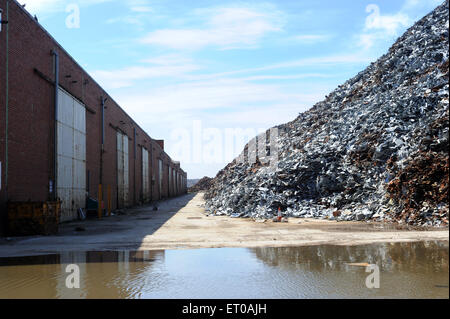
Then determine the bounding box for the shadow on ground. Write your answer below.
[0,193,198,257]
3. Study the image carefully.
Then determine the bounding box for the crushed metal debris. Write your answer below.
[204,1,449,227]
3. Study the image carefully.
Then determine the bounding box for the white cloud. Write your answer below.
[18,0,63,13]
[105,2,154,26]
[176,53,374,83]
[236,73,334,81]
[18,0,112,15]
[262,54,375,70]
[140,5,283,50]
[91,51,373,90]
[358,33,378,50]
[91,63,200,89]
[113,78,328,127]
[140,54,194,66]
[112,78,330,177]
[91,50,373,97]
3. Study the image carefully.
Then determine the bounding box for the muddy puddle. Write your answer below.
[296,220,436,232]
[0,241,448,299]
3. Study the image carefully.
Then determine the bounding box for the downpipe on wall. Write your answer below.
[99,96,107,219]
[1,2,9,235]
[51,49,59,201]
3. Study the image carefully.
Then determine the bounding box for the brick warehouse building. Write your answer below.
[0,0,187,235]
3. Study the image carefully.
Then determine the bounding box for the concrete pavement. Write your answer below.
[0,192,448,257]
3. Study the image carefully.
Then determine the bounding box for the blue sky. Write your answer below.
[20,0,443,178]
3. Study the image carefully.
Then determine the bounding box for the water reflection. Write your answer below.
[0,242,448,299]
[250,241,449,273]
[249,242,449,298]
[0,251,165,299]
[0,250,160,267]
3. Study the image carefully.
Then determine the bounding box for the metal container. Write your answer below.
[7,201,61,236]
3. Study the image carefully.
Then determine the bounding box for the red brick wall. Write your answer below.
[156,140,164,150]
[0,0,7,234]
[0,0,186,234]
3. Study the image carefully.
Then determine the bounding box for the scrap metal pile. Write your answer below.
[188,177,213,193]
[205,1,449,227]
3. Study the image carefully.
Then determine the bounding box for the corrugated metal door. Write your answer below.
[117,131,129,208]
[168,166,172,196]
[142,148,149,202]
[57,88,86,222]
[158,159,163,199]
[174,170,177,194]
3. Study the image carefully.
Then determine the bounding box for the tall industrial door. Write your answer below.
[117,131,129,208]
[158,159,163,199]
[168,166,172,196]
[173,170,177,194]
[57,88,86,222]
[142,148,149,202]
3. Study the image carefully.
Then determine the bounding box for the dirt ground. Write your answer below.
[0,192,448,257]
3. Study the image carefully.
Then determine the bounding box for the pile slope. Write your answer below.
[189,177,213,193]
[205,1,449,227]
